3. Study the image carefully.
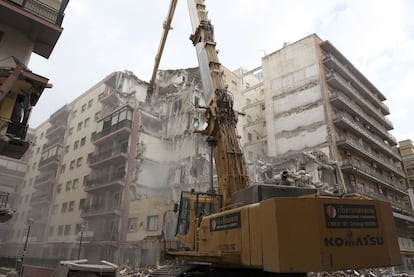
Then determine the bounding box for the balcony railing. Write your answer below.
[323,54,389,114]
[325,71,393,129]
[337,136,405,177]
[0,117,28,140]
[330,93,397,145]
[8,0,65,25]
[38,154,60,168]
[347,187,413,214]
[0,192,9,208]
[92,119,132,142]
[42,135,64,150]
[88,147,128,165]
[333,114,400,160]
[342,160,408,194]
[83,231,119,242]
[30,191,52,204]
[81,204,121,217]
[34,172,55,185]
[85,171,126,190]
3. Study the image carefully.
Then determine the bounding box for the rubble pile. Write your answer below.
[119,265,157,277]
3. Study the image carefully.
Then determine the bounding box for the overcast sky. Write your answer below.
[28,0,414,142]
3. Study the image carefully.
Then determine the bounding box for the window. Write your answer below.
[83,175,89,186]
[77,122,82,131]
[147,215,158,231]
[72,178,79,189]
[68,201,75,212]
[65,145,70,153]
[95,112,100,121]
[87,152,93,163]
[81,104,86,112]
[56,184,62,193]
[72,110,77,118]
[61,202,68,213]
[52,204,58,215]
[64,225,71,235]
[75,224,85,234]
[66,181,72,191]
[70,160,75,170]
[58,225,64,236]
[194,96,199,107]
[36,147,40,154]
[88,99,93,108]
[98,92,105,99]
[76,157,83,167]
[61,164,66,174]
[73,140,79,150]
[48,226,54,237]
[79,198,86,211]
[128,218,138,232]
[248,132,252,142]
[40,132,44,139]
[84,117,90,127]
[69,127,73,136]
[80,137,86,147]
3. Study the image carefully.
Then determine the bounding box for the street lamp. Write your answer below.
[77,224,86,259]
[19,217,34,277]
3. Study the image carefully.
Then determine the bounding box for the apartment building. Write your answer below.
[1,66,222,267]
[0,0,69,158]
[241,34,414,270]
[400,140,414,189]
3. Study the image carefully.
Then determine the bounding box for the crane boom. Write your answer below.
[187,0,249,208]
[145,0,178,102]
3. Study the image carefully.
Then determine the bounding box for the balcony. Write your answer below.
[34,172,56,188]
[99,87,119,107]
[330,93,397,145]
[88,148,128,168]
[0,192,9,209]
[85,171,126,192]
[323,53,389,115]
[30,190,52,205]
[325,70,393,130]
[337,136,405,177]
[83,231,119,242]
[346,187,413,216]
[42,135,64,150]
[45,123,66,139]
[341,160,408,195]
[38,154,60,169]
[243,118,265,129]
[48,104,69,124]
[92,119,132,144]
[0,0,67,58]
[81,204,122,218]
[333,114,400,160]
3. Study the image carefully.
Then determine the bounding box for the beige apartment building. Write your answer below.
[399,140,414,189]
[241,34,414,271]
[1,66,227,267]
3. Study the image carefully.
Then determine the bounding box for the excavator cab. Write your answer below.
[0,57,50,159]
[175,191,222,250]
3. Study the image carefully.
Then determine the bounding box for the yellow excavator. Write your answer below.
[147,0,401,275]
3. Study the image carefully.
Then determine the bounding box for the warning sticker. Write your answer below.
[324,204,378,229]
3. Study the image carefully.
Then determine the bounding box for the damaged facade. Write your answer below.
[0,67,222,267]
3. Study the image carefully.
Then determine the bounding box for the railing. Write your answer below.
[337,136,405,177]
[342,160,408,194]
[333,114,400,159]
[34,172,55,185]
[38,154,60,167]
[323,54,389,114]
[85,171,125,189]
[45,123,66,137]
[7,0,65,25]
[325,71,393,129]
[330,93,397,145]
[0,117,28,140]
[82,204,121,215]
[0,192,9,208]
[83,231,119,242]
[30,191,52,204]
[92,119,132,141]
[88,147,128,165]
[42,136,64,150]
